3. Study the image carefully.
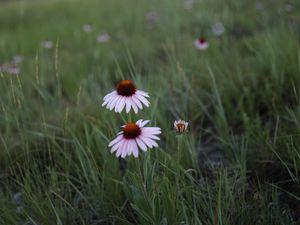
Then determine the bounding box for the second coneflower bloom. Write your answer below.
[102,80,150,113]
[194,37,209,50]
[109,120,161,158]
[174,120,188,134]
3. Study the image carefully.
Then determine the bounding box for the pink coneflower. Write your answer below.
[109,120,161,158]
[102,80,150,114]
[7,65,20,75]
[83,24,93,32]
[97,32,110,43]
[285,4,293,12]
[174,120,188,134]
[12,55,23,64]
[145,11,158,29]
[212,22,225,36]
[41,40,53,49]
[194,38,209,50]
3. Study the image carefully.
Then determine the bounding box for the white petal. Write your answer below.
[116,140,127,157]
[136,138,147,152]
[121,140,129,158]
[111,139,125,153]
[131,100,139,114]
[108,95,120,110]
[125,99,132,113]
[136,119,143,127]
[136,90,149,98]
[140,136,158,148]
[140,120,150,127]
[132,140,139,158]
[108,135,123,147]
[135,94,150,107]
[141,127,161,135]
[144,134,160,140]
[126,140,134,157]
[103,91,117,101]
[114,97,123,113]
[102,93,116,106]
[117,97,126,113]
[131,95,143,109]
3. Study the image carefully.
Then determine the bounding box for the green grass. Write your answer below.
[0,0,300,224]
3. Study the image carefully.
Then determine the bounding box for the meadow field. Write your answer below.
[0,0,300,224]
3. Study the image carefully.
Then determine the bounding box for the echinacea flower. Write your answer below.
[194,38,209,50]
[12,55,23,64]
[174,120,188,134]
[83,24,93,32]
[145,11,158,29]
[212,22,225,36]
[109,120,161,158]
[41,40,53,49]
[7,65,20,75]
[97,32,110,43]
[285,4,293,12]
[102,79,150,113]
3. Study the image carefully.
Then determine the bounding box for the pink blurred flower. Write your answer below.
[83,24,93,32]
[7,65,20,75]
[212,22,225,36]
[194,38,209,50]
[12,55,23,64]
[145,11,158,29]
[97,32,110,43]
[41,40,54,49]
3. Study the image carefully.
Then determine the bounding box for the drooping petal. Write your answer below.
[114,97,123,113]
[116,97,126,113]
[108,95,120,110]
[125,99,132,113]
[136,119,143,127]
[126,140,134,157]
[135,93,150,107]
[103,91,117,101]
[116,140,128,157]
[121,140,130,158]
[132,140,139,158]
[111,138,125,153]
[131,95,143,109]
[140,136,158,148]
[130,99,139,114]
[141,127,161,135]
[139,120,150,127]
[109,134,123,147]
[136,90,150,98]
[136,138,147,152]
[102,92,117,106]
[143,134,160,140]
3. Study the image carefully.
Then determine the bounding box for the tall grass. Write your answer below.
[0,0,299,224]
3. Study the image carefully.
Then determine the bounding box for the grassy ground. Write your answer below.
[0,0,300,224]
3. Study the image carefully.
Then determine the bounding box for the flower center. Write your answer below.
[116,80,136,97]
[176,123,186,132]
[199,38,206,44]
[123,123,141,139]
